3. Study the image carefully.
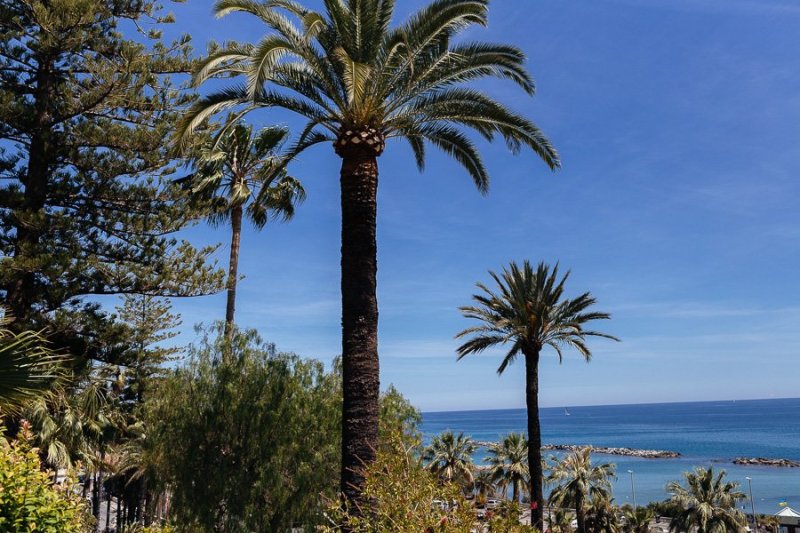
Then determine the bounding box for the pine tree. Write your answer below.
[0,0,224,361]
[116,294,181,405]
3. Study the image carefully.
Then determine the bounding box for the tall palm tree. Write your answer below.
[423,431,476,488]
[177,0,560,506]
[456,261,618,530]
[546,447,616,533]
[186,122,305,350]
[666,467,747,533]
[485,432,529,503]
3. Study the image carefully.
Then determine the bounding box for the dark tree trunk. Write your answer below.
[116,494,122,532]
[525,348,544,531]
[223,203,243,358]
[93,465,104,517]
[575,491,586,533]
[335,128,383,512]
[105,493,112,532]
[6,54,54,325]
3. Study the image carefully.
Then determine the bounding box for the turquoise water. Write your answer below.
[421,398,800,514]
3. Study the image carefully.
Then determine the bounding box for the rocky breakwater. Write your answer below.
[542,444,681,459]
[473,441,680,459]
[733,457,800,467]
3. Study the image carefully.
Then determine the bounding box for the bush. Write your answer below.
[323,431,476,532]
[0,424,91,532]
[147,326,342,531]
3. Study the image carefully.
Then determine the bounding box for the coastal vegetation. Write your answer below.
[0,423,91,532]
[547,447,616,533]
[177,0,560,509]
[423,430,477,487]
[665,467,748,533]
[456,261,618,529]
[0,1,782,533]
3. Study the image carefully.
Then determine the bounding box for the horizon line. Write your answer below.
[422,395,800,415]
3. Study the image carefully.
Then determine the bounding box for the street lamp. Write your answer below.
[746,477,758,532]
[628,470,637,509]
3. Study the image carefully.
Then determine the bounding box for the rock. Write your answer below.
[733,457,800,467]
[541,444,681,459]
[471,441,680,458]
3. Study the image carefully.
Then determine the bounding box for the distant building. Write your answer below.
[776,507,800,533]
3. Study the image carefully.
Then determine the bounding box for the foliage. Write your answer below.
[666,467,747,533]
[179,0,560,182]
[147,323,341,531]
[584,491,621,533]
[0,0,223,358]
[323,430,475,533]
[0,313,67,415]
[623,506,655,533]
[456,261,619,373]
[487,500,539,532]
[546,447,616,533]
[423,431,477,487]
[183,122,305,231]
[473,467,496,506]
[547,507,576,533]
[380,383,422,446]
[0,423,91,532]
[486,433,529,502]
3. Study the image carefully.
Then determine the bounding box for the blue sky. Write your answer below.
[150,0,800,411]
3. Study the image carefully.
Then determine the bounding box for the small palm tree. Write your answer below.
[185,122,305,350]
[178,0,560,506]
[549,507,575,533]
[547,447,616,533]
[585,491,622,533]
[473,467,496,505]
[457,261,618,530]
[485,432,529,503]
[623,506,655,533]
[423,431,476,488]
[666,467,747,533]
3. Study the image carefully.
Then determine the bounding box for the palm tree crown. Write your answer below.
[179,0,560,183]
[485,432,529,502]
[666,467,747,533]
[423,431,476,487]
[187,123,305,229]
[456,261,618,374]
[547,447,616,533]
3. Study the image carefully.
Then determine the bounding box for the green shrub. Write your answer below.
[323,431,476,532]
[0,425,91,532]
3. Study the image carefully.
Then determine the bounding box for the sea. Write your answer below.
[420,397,800,514]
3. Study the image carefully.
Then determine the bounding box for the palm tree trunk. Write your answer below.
[105,494,111,532]
[575,491,586,533]
[93,459,104,517]
[338,149,381,511]
[223,203,243,358]
[525,348,544,531]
